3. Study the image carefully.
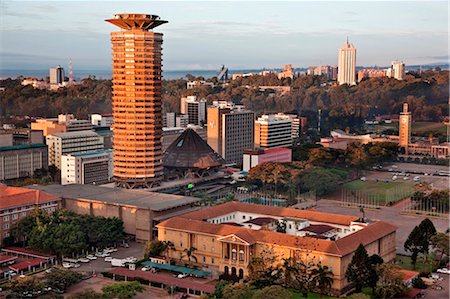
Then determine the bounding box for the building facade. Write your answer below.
[106,13,167,188]
[61,149,113,185]
[243,148,292,172]
[182,96,207,126]
[207,105,254,164]
[255,114,292,149]
[390,61,405,80]
[91,114,114,127]
[337,39,357,85]
[0,186,61,243]
[399,103,412,148]
[49,65,65,85]
[157,202,397,295]
[357,69,386,82]
[46,130,104,169]
[31,114,93,136]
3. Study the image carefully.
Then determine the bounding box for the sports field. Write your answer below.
[342,180,414,205]
[368,121,447,135]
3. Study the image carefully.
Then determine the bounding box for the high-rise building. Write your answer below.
[46,130,104,169]
[255,114,292,149]
[49,65,65,85]
[399,103,412,149]
[106,13,167,188]
[390,60,405,80]
[181,96,207,126]
[207,104,254,164]
[61,149,113,185]
[337,39,357,85]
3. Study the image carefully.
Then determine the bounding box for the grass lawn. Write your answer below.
[396,254,437,273]
[368,122,447,135]
[342,180,413,204]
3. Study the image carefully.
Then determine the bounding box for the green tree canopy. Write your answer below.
[345,244,372,292]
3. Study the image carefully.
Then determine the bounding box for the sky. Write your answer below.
[0,1,449,71]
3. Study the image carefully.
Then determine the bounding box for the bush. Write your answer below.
[412,277,427,289]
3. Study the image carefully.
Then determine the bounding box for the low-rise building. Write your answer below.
[46,130,104,169]
[157,201,397,295]
[91,114,113,127]
[187,81,214,89]
[27,184,202,242]
[31,114,93,136]
[0,186,61,243]
[243,148,292,172]
[61,149,113,185]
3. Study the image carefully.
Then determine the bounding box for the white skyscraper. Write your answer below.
[391,60,405,80]
[337,39,357,85]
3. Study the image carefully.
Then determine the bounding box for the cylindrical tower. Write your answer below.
[106,13,167,188]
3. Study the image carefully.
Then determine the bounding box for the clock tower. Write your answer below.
[399,102,411,149]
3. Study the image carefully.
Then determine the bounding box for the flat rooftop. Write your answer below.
[26,184,201,212]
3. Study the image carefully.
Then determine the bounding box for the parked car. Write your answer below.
[104,257,113,262]
[62,263,73,269]
[78,257,90,263]
[141,266,152,271]
[177,273,188,279]
[403,176,409,180]
[392,175,398,181]
[437,268,450,274]
[86,255,97,260]
[71,263,81,268]
[413,176,421,182]
[360,177,367,181]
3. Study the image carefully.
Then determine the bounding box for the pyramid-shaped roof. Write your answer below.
[163,128,224,169]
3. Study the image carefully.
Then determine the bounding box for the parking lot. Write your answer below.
[366,162,449,190]
[70,241,144,274]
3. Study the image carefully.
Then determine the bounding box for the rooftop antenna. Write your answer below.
[69,58,73,84]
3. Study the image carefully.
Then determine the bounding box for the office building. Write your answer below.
[0,130,48,182]
[46,130,104,169]
[31,114,93,136]
[157,201,397,295]
[357,69,386,82]
[390,61,406,80]
[165,112,176,128]
[207,104,254,164]
[0,186,61,243]
[337,39,357,85]
[61,149,113,185]
[28,184,201,242]
[181,96,207,126]
[277,64,294,80]
[49,65,65,85]
[243,147,292,172]
[255,114,292,149]
[399,103,412,148]
[91,114,113,127]
[106,13,167,188]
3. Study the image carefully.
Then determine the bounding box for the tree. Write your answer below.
[7,276,45,296]
[310,262,334,295]
[367,254,384,293]
[430,232,450,262]
[418,218,437,255]
[182,246,198,265]
[45,268,83,291]
[247,247,280,288]
[404,225,427,269]
[144,240,168,259]
[345,244,372,292]
[222,283,255,299]
[252,285,291,299]
[374,264,406,299]
[102,281,144,299]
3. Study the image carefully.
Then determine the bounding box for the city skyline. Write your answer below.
[1,1,448,71]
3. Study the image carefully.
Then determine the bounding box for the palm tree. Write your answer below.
[310,262,333,296]
[182,246,198,265]
[162,241,175,261]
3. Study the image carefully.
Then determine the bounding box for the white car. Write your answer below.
[437,268,450,274]
[141,266,152,271]
[403,176,409,180]
[86,255,97,260]
[71,263,81,268]
[392,176,398,181]
[177,273,188,279]
[413,176,421,182]
[78,258,90,263]
[104,257,113,262]
[360,177,367,182]
[62,263,73,269]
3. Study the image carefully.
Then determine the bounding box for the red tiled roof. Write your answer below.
[244,217,277,226]
[9,258,46,271]
[0,255,17,263]
[2,247,55,259]
[111,268,215,293]
[180,201,358,226]
[300,224,335,234]
[0,186,59,210]
[399,269,419,282]
[158,216,396,256]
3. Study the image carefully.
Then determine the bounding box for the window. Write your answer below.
[239,250,244,261]
[202,245,206,251]
[211,258,215,264]
[3,223,9,230]
[202,256,206,263]
[3,216,9,222]
[3,232,9,238]
[242,215,246,220]
[180,242,183,248]
[231,249,237,260]
[12,214,18,220]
